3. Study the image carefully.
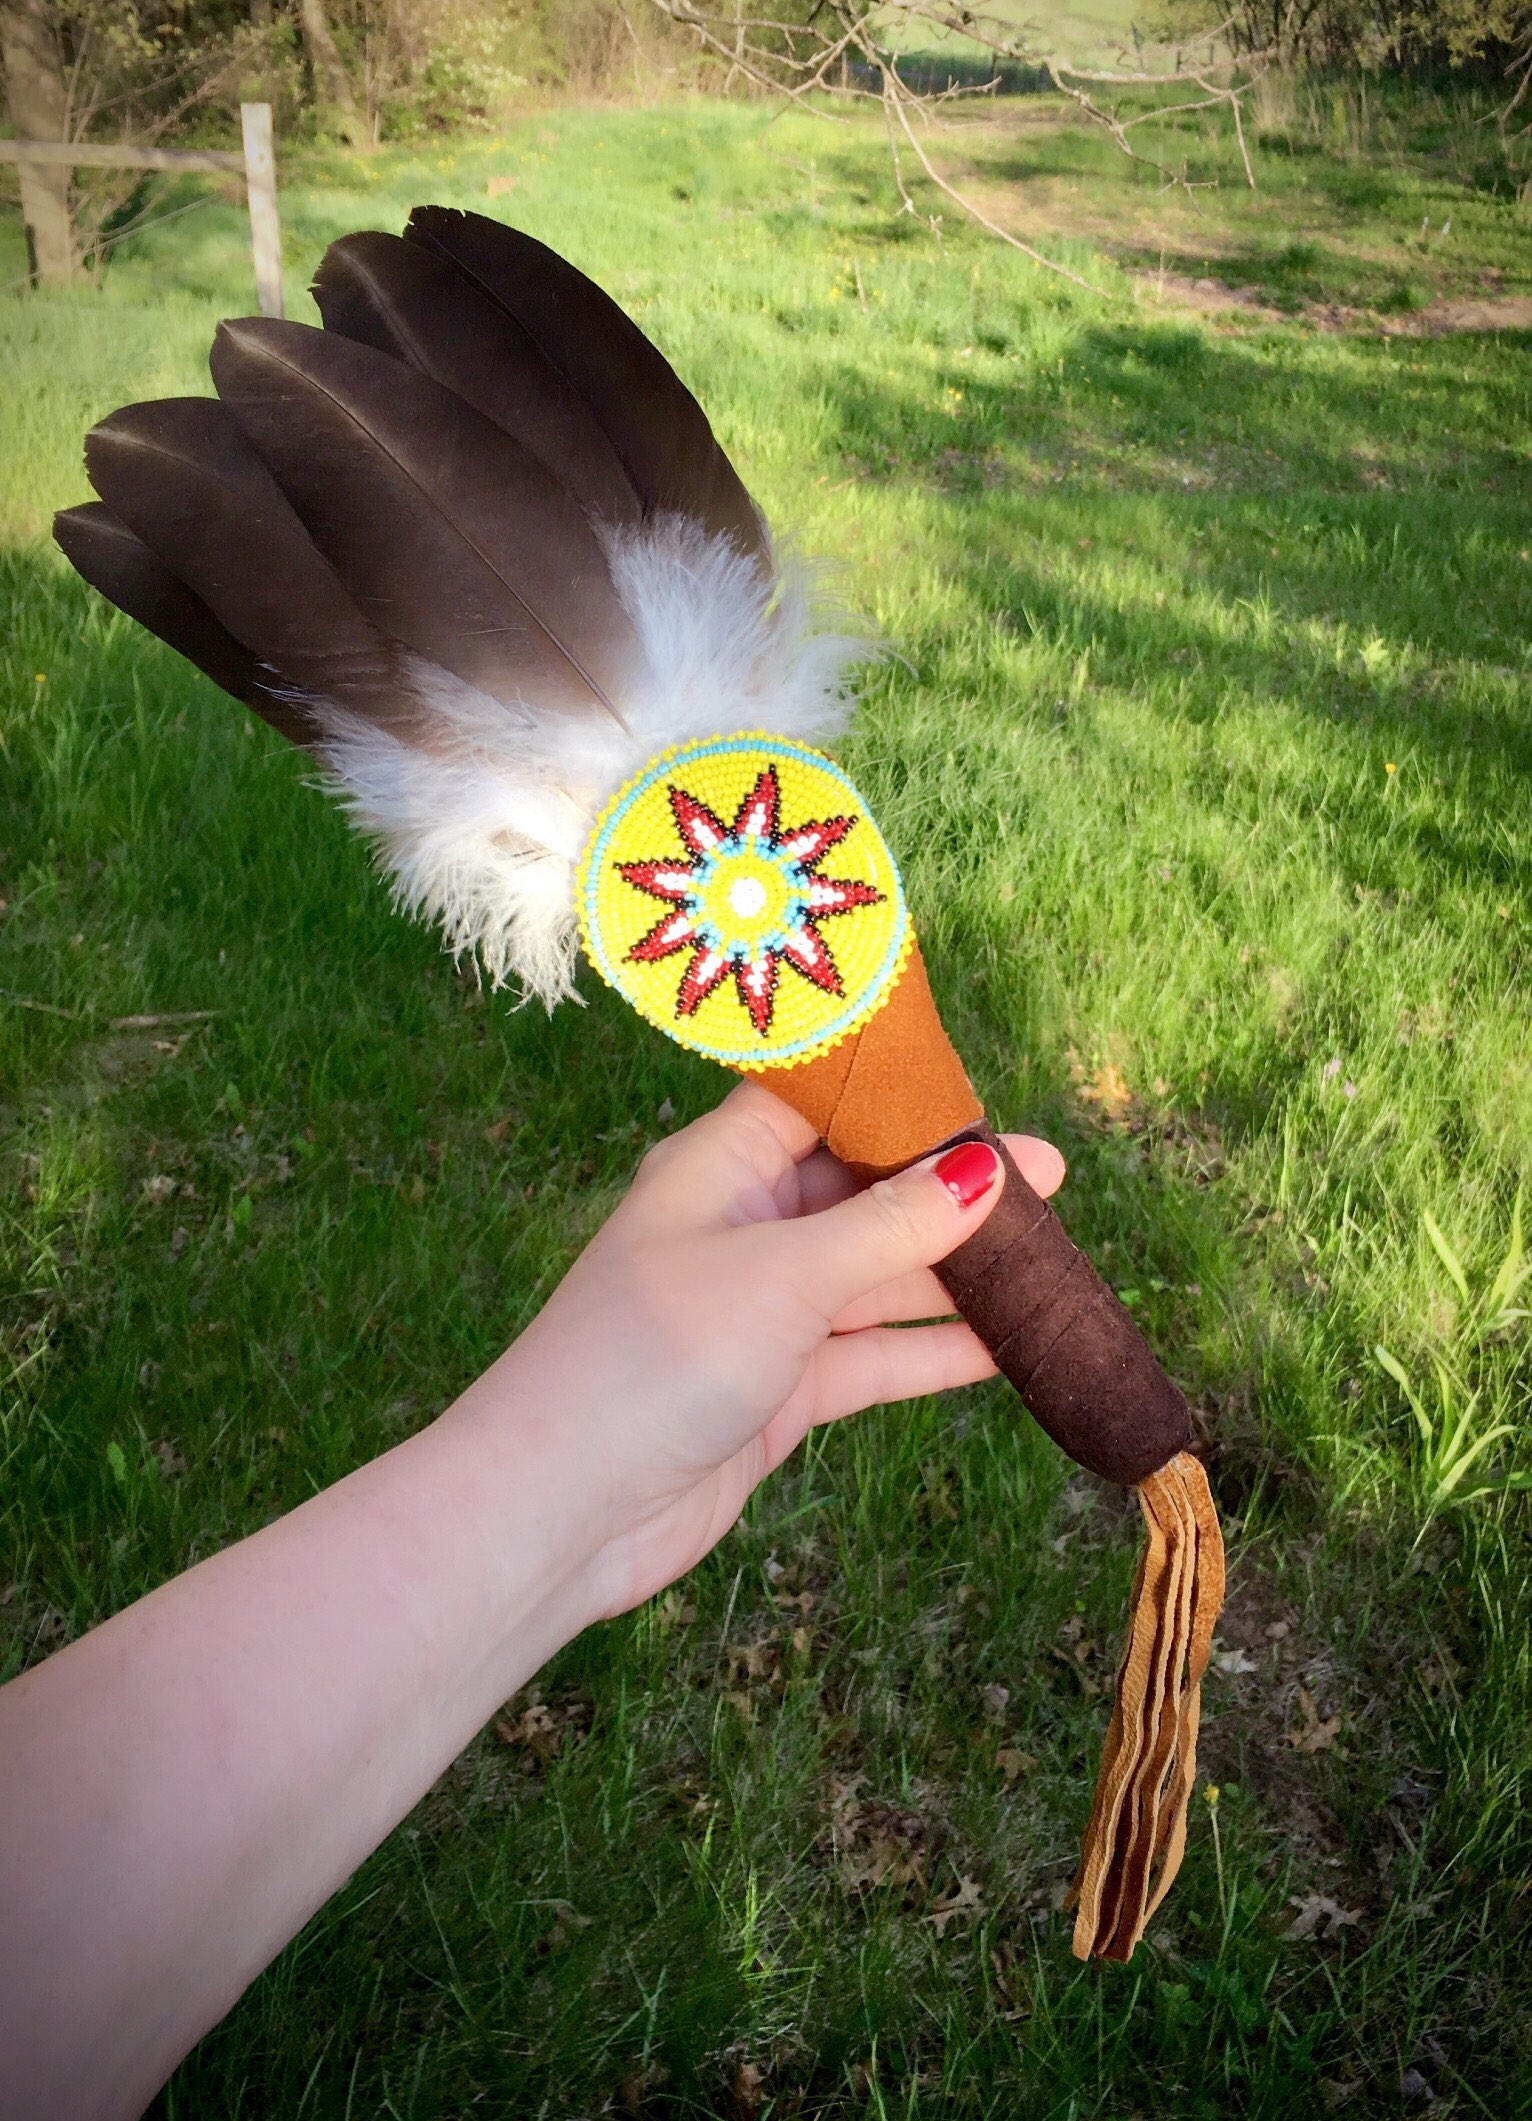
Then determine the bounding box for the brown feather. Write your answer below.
[210,317,639,724]
[81,397,406,731]
[54,501,322,746]
[404,207,768,565]
[312,230,642,531]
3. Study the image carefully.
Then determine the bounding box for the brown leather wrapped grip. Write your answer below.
[747,945,1193,1486]
[932,1123,1193,1486]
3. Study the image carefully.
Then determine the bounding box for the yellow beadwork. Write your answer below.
[578,734,911,1067]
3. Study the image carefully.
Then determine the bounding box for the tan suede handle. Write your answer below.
[931,1124,1193,1487]
[747,944,1193,1485]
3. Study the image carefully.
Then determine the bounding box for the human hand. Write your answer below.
[494,1081,1065,1617]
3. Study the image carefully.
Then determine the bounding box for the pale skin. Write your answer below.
[0,1081,1065,2120]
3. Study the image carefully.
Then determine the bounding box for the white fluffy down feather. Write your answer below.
[309,516,871,1007]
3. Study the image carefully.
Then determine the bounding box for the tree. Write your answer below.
[295,0,363,142]
[0,0,78,285]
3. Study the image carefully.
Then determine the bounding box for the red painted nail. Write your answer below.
[933,1141,1000,1209]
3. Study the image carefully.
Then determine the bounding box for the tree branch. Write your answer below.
[644,0,1270,274]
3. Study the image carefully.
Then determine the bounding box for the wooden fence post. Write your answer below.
[240,101,283,319]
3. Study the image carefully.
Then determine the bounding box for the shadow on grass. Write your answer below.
[815,323,1532,774]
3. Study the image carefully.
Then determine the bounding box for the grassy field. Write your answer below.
[3,89,1531,2119]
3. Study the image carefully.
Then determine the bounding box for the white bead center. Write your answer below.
[729,876,769,919]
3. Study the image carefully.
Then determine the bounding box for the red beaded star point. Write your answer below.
[618,765,883,1037]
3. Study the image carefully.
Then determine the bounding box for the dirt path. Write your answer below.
[1140,270,1532,336]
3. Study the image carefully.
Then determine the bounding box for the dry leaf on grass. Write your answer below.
[1286,1892,1363,1941]
[995,1746,1036,1783]
[728,2057,764,2119]
[493,1688,590,1765]
[1287,1685,1342,1753]
[726,1637,782,1687]
[1052,1614,1105,1696]
[930,1875,986,1938]
[828,1776,928,1891]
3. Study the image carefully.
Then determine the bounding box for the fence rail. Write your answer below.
[0,140,244,173]
[1,101,282,314]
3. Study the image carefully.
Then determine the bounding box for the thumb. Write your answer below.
[771,1138,1006,1323]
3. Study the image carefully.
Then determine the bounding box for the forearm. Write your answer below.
[0,1348,610,2121]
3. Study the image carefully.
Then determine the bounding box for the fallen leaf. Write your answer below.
[931,1874,986,1937]
[1285,1891,1363,1941]
[1051,1619,1104,1696]
[1418,1650,1461,1696]
[1287,1685,1342,1753]
[828,1781,927,1891]
[1212,1645,1259,1676]
[493,1688,590,1765]
[980,1683,1011,1721]
[728,2057,764,2119]
[726,1638,780,1685]
[995,1746,1036,1784]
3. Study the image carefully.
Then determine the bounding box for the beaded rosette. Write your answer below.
[578,736,912,1067]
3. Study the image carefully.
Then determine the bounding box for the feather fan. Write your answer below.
[55,209,1224,1967]
[57,208,865,1001]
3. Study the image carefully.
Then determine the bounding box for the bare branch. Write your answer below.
[881,61,1107,291]
[644,0,1270,264]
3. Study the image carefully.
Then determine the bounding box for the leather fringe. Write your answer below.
[1069,1452,1225,1962]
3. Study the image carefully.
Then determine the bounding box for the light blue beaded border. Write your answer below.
[578,734,910,1067]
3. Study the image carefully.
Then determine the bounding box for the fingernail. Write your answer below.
[933,1141,1000,1209]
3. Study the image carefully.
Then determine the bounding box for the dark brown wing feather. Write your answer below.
[80,397,406,730]
[312,230,642,531]
[53,501,324,746]
[403,207,768,565]
[210,317,638,723]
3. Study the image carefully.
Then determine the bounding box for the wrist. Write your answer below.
[431,1332,631,1647]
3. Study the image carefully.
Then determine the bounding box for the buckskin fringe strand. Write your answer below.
[1069,1452,1225,1963]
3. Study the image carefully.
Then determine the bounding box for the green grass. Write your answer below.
[3,93,1531,2118]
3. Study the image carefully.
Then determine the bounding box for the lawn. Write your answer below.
[2,90,1530,2118]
